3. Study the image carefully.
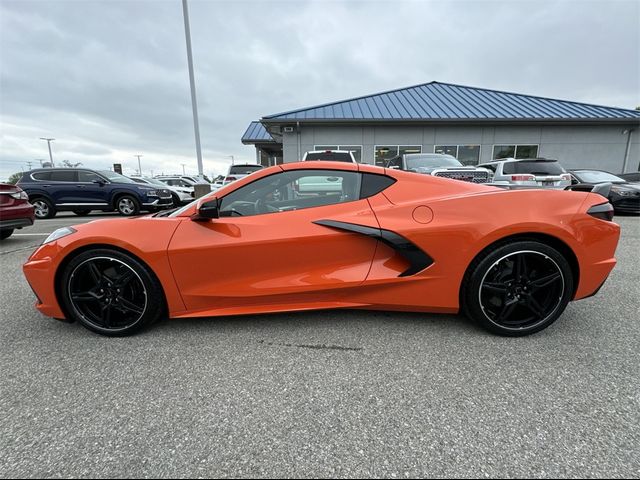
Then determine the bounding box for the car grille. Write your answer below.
[158,189,171,198]
[433,170,491,184]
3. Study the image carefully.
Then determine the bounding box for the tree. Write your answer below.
[62,159,82,168]
[6,172,22,184]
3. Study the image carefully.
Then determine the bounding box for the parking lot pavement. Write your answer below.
[1,215,639,478]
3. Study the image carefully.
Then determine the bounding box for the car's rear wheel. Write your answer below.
[0,229,14,240]
[462,240,574,336]
[115,195,140,216]
[32,198,56,219]
[73,209,92,216]
[59,248,165,336]
[171,193,180,208]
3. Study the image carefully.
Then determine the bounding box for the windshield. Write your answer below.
[97,170,137,184]
[405,154,461,169]
[229,165,263,175]
[574,170,625,183]
[142,177,173,187]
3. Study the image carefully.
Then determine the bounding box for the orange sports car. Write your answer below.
[23,161,619,337]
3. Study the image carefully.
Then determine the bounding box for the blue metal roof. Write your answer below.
[262,81,640,122]
[241,121,275,143]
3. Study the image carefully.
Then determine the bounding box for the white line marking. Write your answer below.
[12,233,50,236]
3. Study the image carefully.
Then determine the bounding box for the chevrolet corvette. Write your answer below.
[23,161,620,337]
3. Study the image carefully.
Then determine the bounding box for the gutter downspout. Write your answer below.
[622,128,635,173]
[296,121,301,161]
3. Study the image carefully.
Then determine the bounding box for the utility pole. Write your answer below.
[134,154,143,175]
[35,159,46,167]
[227,155,235,165]
[40,138,55,167]
[26,161,33,170]
[182,0,204,178]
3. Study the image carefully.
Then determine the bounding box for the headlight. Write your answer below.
[611,186,634,196]
[10,191,28,200]
[144,190,158,197]
[43,227,76,244]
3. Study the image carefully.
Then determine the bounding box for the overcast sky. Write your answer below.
[1,0,638,180]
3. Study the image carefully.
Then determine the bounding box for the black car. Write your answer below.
[569,169,640,214]
[17,168,173,219]
[618,172,640,183]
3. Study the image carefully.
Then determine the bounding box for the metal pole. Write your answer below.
[40,138,55,167]
[181,163,186,175]
[135,155,143,175]
[182,0,203,178]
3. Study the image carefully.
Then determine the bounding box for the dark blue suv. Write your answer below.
[17,168,173,219]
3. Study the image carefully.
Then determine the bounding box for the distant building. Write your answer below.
[243,81,640,172]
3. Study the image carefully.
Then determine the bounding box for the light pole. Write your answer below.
[227,155,235,165]
[182,0,204,178]
[40,138,55,167]
[181,163,186,175]
[134,155,143,175]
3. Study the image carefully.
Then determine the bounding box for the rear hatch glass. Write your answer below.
[228,165,263,175]
[503,161,565,175]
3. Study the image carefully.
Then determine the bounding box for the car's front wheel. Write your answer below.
[115,195,140,216]
[0,229,14,240]
[59,248,165,336]
[462,240,574,336]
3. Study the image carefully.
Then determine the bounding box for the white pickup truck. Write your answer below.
[386,153,492,184]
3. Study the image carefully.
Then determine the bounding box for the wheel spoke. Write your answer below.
[71,291,98,302]
[87,262,103,284]
[114,270,135,288]
[482,281,508,293]
[496,299,518,322]
[515,254,527,280]
[530,272,561,290]
[524,296,545,320]
[102,304,112,328]
[117,297,144,315]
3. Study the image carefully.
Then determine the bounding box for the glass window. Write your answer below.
[50,170,77,182]
[573,170,625,183]
[97,170,137,184]
[404,154,461,170]
[32,171,52,181]
[339,146,362,163]
[305,152,354,162]
[229,165,263,175]
[399,145,422,157]
[219,170,362,217]
[375,146,399,166]
[78,171,104,183]
[435,145,457,157]
[515,145,539,159]
[386,156,402,169]
[503,160,565,175]
[360,173,396,199]
[493,145,516,159]
[457,145,481,165]
[314,145,338,151]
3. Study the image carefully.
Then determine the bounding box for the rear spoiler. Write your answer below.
[564,182,612,198]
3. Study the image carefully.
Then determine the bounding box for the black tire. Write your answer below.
[73,209,92,216]
[171,193,180,208]
[0,229,14,240]
[115,195,140,216]
[31,197,57,219]
[59,248,165,336]
[462,240,574,337]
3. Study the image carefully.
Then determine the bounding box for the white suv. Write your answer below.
[478,158,572,189]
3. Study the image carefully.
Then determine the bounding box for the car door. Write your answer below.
[76,170,111,206]
[48,170,79,205]
[168,168,381,312]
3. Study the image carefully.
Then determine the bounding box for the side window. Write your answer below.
[178,180,191,187]
[78,171,104,182]
[50,170,77,182]
[219,170,362,217]
[386,156,402,169]
[360,173,396,199]
[32,172,52,181]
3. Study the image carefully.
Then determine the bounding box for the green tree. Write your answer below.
[6,172,22,184]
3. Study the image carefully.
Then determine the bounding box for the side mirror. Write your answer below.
[192,198,220,221]
[93,179,107,185]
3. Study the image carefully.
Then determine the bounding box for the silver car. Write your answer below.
[478,158,571,189]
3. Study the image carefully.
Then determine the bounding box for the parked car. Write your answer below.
[23,162,619,337]
[155,175,217,192]
[569,169,640,214]
[618,172,640,183]
[0,183,34,240]
[386,153,492,184]
[17,168,173,219]
[302,150,357,163]
[131,176,194,206]
[223,164,264,185]
[478,158,571,189]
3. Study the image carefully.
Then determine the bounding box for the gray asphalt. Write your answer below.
[1,213,639,478]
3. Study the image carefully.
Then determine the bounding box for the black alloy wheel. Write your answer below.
[60,249,165,336]
[463,241,573,336]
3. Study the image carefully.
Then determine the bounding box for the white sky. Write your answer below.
[1,0,639,180]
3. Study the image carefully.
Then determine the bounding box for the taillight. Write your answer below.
[511,175,535,181]
[225,176,237,183]
[587,202,614,221]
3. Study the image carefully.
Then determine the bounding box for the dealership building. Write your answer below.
[242,81,640,172]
